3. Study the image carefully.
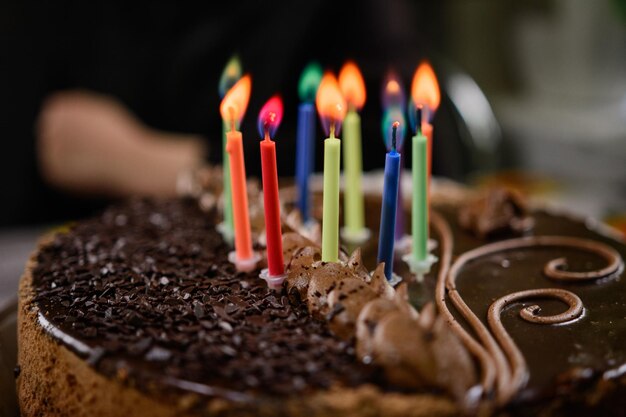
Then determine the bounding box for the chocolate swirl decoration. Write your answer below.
[431,211,624,406]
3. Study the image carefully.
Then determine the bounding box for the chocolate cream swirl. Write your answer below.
[431,211,624,406]
[282,232,480,410]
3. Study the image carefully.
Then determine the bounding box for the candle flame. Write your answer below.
[220,75,251,128]
[382,108,406,151]
[298,62,323,103]
[257,95,283,139]
[411,61,440,121]
[316,72,347,136]
[338,61,366,111]
[218,54,243,98]
[381,70,406,110]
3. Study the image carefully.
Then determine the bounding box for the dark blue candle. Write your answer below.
[381,108,407,243]
[377,122,402,280]
[295,63,323,222]
[296,102,316,222]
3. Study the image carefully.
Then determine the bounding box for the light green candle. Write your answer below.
[342,110,365,236]
[412,131,428,261]
[322,132,341,262]
[221,120,234,243]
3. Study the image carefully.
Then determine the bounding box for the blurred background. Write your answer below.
[1,0,626,306]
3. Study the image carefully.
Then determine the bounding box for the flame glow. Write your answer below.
[338,61,366,110]
[218,55,243,98]
[410,61,440,121]
[381,108,406,151]
[257,95,284,139]
[381,70,406,110]
[316,72,347,136]
[220,75,251,127]
[298,62,323,103]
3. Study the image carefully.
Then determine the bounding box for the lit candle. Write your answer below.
[220,75,258,272]
[217,55,243,244]
[295,62,323,223]
[258,96,285,277]
[377,121,402,281]
[382,109,406,242]
[403,62,440,277]
[410,61,441,197]
[380,70,407,243]
[338,61,368,243]
[316,73,347,263]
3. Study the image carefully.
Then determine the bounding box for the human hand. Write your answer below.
[37,90,206,197]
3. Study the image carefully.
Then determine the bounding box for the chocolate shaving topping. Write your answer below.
[31,198,378,400]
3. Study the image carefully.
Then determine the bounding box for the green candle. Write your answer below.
[412,130,428,261]
[338,61,367,240]
[322,130,341,262]
[317,72,347,263]
[221,120,235,243]
[342,110,365,236]
[218,55,242,244]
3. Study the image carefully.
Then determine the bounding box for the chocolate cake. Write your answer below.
[16,181,626,416]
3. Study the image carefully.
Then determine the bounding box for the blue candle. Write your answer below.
[296,102,316,221]
[381,71,407,243]
[381,108,407,243]
[377,122,402,280]
[295,63,323,222]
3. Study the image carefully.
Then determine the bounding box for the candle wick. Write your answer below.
[264,123,271,141]
[391,122,399,152]
[330,121,336,138]
[416,105,423,135]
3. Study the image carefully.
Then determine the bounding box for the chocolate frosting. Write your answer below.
[424,205,626,412]
[458,188,534,238]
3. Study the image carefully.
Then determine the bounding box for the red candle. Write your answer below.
[258,96,285,276]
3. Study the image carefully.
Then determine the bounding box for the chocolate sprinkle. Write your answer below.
[31,198,379,400]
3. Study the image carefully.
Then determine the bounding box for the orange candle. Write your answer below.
[422,122,433,186]
[220,75,256,266]
[226,129,253,260]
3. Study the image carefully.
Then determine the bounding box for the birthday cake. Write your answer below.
[16,171,626,416]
